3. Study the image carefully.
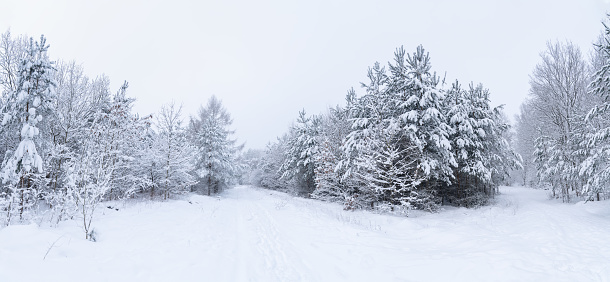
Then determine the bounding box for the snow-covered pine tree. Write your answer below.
[0,35,55,224]
[259,135,292,191]
[340,46,521,211]
[446,81,480,204]
[446,82,520,206]
[341,47,454,212]
[340,64,391,209]
[99,82,151,199]
[469,84,520,200]
[279,110,319,196]
[387,45,455,210]
[580,17,610,201]
[312,138,340,200]
[189,96,240,195]
[311,106,352,202]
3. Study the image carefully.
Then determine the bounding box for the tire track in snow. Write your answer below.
[250,201,302,281]
[221,186,306,281]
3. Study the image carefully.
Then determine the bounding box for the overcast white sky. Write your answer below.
[1,0,608,149]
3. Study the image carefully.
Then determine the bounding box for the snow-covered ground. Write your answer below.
[1,186,609,282]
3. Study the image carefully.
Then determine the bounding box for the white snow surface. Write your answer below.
[1,186,609,282]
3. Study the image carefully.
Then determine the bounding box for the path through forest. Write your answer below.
[1,186,609,281]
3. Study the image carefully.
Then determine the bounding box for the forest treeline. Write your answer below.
[1,15,610,238]
[0,31,242,238]
[245,15,610,211]
[244,46,520,212]
[513,17,610,203]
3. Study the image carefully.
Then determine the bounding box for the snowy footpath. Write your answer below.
[1,186,609,282]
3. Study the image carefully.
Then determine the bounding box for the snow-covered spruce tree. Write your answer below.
[339,46,520,211]
[341,62,416,210]
[0,35,55,224]
[475,90,521,197]
[445,81,486,205]
[341,47,455,212]
[533,135,555,188]
[311,106,351,202]
[258,135,292,191]
[92,81,151,200]
[312,138,341,200]
[279,109,320,196]
[580,18,610,201]
[386,45,455,210]
[340,72,383,209]
[189,96,240,195]
[149,102,196,199]
[445,82,520,206]
[328,91,373,209]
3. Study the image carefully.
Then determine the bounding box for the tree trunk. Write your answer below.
[208,164,211,196]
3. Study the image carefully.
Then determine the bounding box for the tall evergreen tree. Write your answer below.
[97,82,151,199]
[580,18,610,201]
[189,96,240,195]
[449,83,512,204]
[279,110,319,196]
[0,35,55,223]
[340,65,390,208]
[383,46,455,210]
[258,135,292,191]
[311,106,351,202]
